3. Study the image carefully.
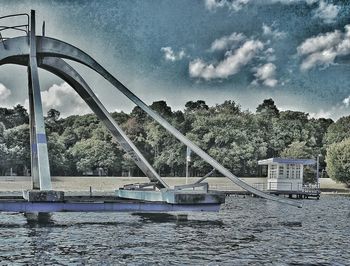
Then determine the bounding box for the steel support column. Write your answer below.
[28,10,51,190]
[27,67,39,189]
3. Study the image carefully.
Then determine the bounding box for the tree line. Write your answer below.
[0,99,349,185]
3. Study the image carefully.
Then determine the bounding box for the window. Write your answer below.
[296,164,301,179]
[278,165,284,178]
[269,164,277,179]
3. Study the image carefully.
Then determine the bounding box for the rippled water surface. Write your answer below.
[0,195,349,265]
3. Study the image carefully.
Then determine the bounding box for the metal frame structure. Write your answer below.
[0,10,301,208]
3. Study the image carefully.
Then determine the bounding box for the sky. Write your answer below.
[0,0,350,120]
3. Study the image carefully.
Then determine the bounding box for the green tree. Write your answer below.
[3,124,30,175]
[256,98,279,118]
[281,141,314,159]
[69,138,121,175]
[185,100,209,112]
[326,138,350,187]
[45,109,62,134]
[150,101,172,117]
[324,116,350,146]
[47,132,69,175]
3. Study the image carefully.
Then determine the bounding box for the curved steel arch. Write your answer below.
[0,36,301,207]
[39,57,168,188]
[4,55,168,188]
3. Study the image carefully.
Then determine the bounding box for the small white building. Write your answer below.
[258,158,316,191]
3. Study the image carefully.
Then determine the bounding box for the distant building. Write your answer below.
[258,158,316,191]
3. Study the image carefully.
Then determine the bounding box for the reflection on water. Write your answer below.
[0,195,349,265]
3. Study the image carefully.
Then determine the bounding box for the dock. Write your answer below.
[0,184,226,213]
[0,194,223,213]
[222,188,320,199]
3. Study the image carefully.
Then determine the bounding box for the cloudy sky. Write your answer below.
[0,0,350,120]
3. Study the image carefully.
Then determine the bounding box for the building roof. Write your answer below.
[258,158,316,165]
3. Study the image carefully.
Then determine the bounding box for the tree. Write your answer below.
[256,98,279,118]
[150,101,172,117]
[11,104,29,126]
[212,100,240,115]
[47,109,60,122]
[281,141,313,159]
[0,105,28,128]
[47,132,69,175]
[3,124,30,175]
[185,100,209,112]
[45,109,62,134]
[324,116,350,146]
[61,127,78,148]
[326,138,350,187]
[69,138,121,175]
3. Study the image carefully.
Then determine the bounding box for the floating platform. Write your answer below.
[0,195,222,212]
[115,188,225,205]
[0,188,225,213]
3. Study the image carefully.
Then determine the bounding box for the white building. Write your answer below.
[258,158,316,191]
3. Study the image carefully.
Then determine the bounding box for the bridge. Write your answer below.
[0,10,301,214]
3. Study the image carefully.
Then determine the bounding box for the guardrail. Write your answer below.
[0,13,29,46]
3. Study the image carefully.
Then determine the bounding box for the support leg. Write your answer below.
[28,67,39,189]
[28,10,52,190]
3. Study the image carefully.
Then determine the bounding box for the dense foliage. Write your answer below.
[0,99,348,184]
[326,138,350,187]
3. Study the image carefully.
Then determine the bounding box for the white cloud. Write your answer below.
[313,1,340,24]
[297,30,342,55]
[342,95,350,107]
[24,82,90,117]
[204,0,322,11]
[262,23,286,39]
[253,63,278,87]
[309,109,333,119]
[297,25,350,71]
[205,0,250,11]
[210,32,245,51]
[0,83,11,101]
[161,47,186,62]
[309,96,350,119]
[189,39,264,80]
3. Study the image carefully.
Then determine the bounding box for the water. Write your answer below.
[0,195,349,265]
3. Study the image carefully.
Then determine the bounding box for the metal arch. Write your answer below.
[2,55,167,188]
[38,57,168,188]
[0,36,301,207]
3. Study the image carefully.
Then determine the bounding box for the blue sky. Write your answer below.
[0,0,350,120]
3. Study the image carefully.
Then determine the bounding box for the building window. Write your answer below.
[284,164,302,179]
[279,165,284,178]
[269,164,277,179]
[296,164,301,179]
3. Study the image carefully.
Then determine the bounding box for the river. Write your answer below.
[0,195,349,265]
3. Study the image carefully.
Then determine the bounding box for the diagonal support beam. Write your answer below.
[38,57,168,188]
[28,10,51,190]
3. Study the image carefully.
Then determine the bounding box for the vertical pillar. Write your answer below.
[28,67,39,189]
[28,10,52,190]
